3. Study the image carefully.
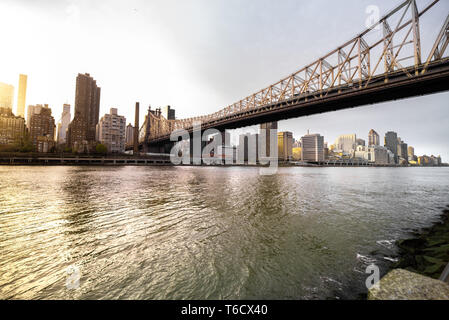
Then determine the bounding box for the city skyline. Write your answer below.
[0,0,448,159]
[1,71,446,162]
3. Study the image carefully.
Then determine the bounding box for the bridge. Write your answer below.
[136,0,449,153]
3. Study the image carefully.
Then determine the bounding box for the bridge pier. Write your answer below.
[260,122,278,157]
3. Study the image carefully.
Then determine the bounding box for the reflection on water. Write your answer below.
[0,166,448,299]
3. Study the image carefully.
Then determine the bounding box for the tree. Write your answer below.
[96,143,107,154]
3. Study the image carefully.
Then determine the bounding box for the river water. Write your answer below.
[0,166,448,299]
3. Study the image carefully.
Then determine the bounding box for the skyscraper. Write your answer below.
[125,123,134,147]
[16,74,27,117]
[67,73,101,152]
[238,133,259,164]
[397,138,408,164]
[368,129,380,146]
[57,104,71,144]
[29,105,56,152]
[278,131,293,161]
[384,131,398,163]
[408,146,415,161]
[0,82,14,112]
[96,108,126,153]
[301,133,324,162]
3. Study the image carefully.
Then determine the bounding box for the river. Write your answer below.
[0,166,448,299]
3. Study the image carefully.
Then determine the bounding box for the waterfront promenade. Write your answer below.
[0,153,172,166]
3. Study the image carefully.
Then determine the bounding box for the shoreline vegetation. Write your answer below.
[391,205,449,280]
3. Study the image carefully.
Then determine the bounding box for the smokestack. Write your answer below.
[134,102,140,155]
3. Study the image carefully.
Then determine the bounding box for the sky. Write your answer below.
[0,0,448,160]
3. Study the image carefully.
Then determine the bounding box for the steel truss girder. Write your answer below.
[143,0,446,140]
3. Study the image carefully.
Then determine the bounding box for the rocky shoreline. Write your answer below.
[391,205,449,280]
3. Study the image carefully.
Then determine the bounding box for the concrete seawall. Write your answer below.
[0,155,172,166]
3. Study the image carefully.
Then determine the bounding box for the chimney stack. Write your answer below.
[133,102,140,155]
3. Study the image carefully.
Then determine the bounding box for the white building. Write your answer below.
[57,104,71,144]
[334,134,357,154]
[301,133,324,162]
[354,145,390,165]
[96,108,126,153]
[0,82,14,111]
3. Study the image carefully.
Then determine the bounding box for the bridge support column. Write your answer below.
[260,121,278,157]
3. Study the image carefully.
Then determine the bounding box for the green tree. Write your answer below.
[19,133,34,153]
[96,143,107,154]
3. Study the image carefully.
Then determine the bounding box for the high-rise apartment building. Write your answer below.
[57,104,71,144]
[0,82,14,111]
[0,109,25,145]
[408,146,415,161]
[238,133,259,164]
[384,131,398,163]
[67,73,101,152]
[125,123,134,147]
[397,138,408,164]
[29,105,56,152]
[368,129,380,146]
[16,74,27,117]
[96,108,126,153]
[278,131,293,161]
[301,133,324,162]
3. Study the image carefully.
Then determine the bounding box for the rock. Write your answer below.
[368,269,449,300]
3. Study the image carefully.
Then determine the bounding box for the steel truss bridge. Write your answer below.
[139,0,449,151]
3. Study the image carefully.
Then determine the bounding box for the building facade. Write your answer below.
[0,82,14,111]
[96,108,126,153]
[397,138,408,164]
[125,123,134,147]
[278,131,293,161]
[29,105,56,152]
[354,145,390,165]
[368,129,380,146]
[16,74,27,117]
[334,134,356,153]
[67,73,101,152]
[301,133,324,162]
[57,104,71,144]
[384,131,398,163]
[27,104,45,130]
[356,138,366,147]
[0,108,25,145]
[408,146,415,162]
[238,133,259,164]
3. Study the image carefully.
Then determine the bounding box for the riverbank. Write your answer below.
[391,205,449,280]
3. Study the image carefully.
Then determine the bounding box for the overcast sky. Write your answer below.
[1,0,448,160]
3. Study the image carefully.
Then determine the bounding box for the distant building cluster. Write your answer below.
[0,73,175,154]
[0,73,445,164]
